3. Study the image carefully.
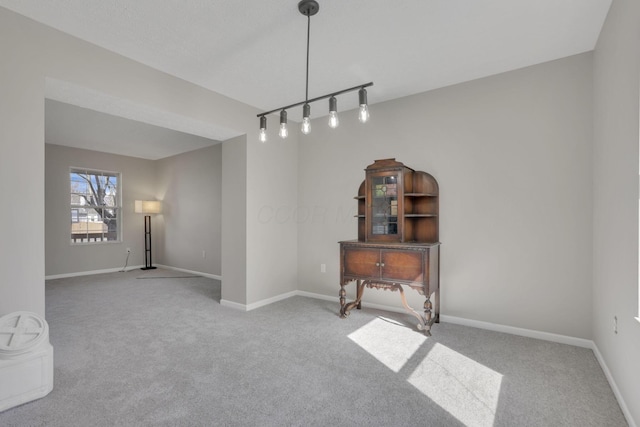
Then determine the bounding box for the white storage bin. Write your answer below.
[0,311,54,412]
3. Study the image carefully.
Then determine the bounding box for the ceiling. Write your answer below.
[1,0,612,159]
[45,99,222,160]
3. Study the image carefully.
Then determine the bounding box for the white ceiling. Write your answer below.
[1,0,612,159]
[45,99,221,160]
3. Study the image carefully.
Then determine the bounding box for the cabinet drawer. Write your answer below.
[343,248,380,278]
[381,250,423,283]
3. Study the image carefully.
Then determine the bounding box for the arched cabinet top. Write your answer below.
[355,158,439,243]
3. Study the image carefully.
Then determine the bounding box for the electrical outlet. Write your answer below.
[320,263,326,273]
[614,316,618,334]
[126,247,131,253]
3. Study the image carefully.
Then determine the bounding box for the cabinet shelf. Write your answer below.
[405,193,437,197]
[354,158,439,244]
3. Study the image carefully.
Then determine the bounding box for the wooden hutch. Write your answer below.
[339,158,440,335]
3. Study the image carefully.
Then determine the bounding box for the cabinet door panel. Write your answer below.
[343,248,380,278]
[381,250,423,283]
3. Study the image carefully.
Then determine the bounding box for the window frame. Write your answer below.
[69,167,122,245]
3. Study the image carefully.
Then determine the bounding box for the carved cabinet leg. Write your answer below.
[424,297,432,326]
[340,280,365,318]
[395,285,427,334]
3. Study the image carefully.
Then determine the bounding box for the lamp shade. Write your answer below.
[134,200,162,214]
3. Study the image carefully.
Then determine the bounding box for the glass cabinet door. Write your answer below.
[370,174,399,236]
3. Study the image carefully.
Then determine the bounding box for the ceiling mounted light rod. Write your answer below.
[302,0,314,104]
[257,0,373,141]
[257,82,373,119]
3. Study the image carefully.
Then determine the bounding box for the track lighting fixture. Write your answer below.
[257,0,372,140]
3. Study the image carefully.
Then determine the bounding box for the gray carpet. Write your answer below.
[0,269,627,426]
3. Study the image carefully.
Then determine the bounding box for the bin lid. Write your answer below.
[0,311,49,359]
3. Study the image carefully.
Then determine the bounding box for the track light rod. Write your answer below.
[257,0,372,141]
[257,82,373,118]
[305,13,311,103]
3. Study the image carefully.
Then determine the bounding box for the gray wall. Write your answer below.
[0,6,299,314]
[245,122,299,306]
[156,145,222,276]
[298,53,594,339]
[0,10,46,315]
[45,143,224,278]
[593,0,640,423]
[221,135,247,304]
[45,144,156,276]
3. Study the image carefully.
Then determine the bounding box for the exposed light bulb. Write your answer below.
[279,123,288,139]
[301,117,311,134]
[328,96,339,128]
[301,103,311,135]
[328,111,339,128]
[259,116,267,142]
[358,104,370,123]
[279,110,288,139]
[358,87,370,123]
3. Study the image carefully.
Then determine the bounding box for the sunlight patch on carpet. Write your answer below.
[408,342,503,426]
[347,317,426,373]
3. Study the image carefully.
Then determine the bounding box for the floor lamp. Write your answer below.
[135,200,162,270]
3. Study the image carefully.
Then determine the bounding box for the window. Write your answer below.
[70,168,121,244]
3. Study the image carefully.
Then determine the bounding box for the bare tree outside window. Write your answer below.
[70,168,121,243]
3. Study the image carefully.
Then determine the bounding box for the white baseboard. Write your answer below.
[220,299,247,311]
[221,290,298,312]
[45,265,221,281]
[295,290,339,303]
[297,291,592,347]
[45,266,144,280]
[246,291,297,311]
[154,264,222,281]
[440,314,593,348]
[591,342,637,427]
[296,290,412,315]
